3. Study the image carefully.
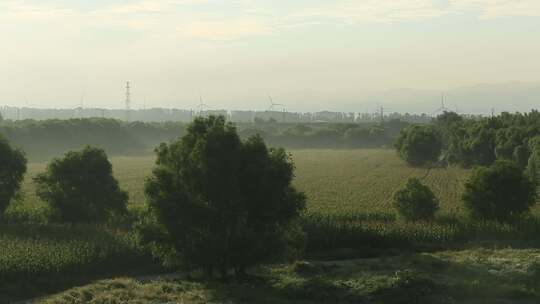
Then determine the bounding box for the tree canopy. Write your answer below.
[35,146,128,222]
[462,160,536,222]
[141,116,306,277]
[395,124,442,166]
[0,135,27,218]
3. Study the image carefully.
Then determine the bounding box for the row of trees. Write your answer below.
[0,116,306,277]
[249,119,407,149]
[396,110,540,171]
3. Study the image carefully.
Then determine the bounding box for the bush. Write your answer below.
[393,178,439,221]
[462,160,536,222]
[140,116,306,277]
[0,135,27,218]
[34,146,128,222]
[395,125,441,166]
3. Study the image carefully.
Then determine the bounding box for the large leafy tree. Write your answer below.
[395,125,442,166]
[35,146,128,222]
[463,160,536,222]
[141,116,306,277]
[0,135,27,218]
[446,120,497,167]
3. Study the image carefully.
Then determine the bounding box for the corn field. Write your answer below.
[3,149,540,300]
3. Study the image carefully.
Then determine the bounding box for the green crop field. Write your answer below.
[4,149,540,302]
[8,149,472,218]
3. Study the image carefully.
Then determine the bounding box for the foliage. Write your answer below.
[0,224,157,302]
[434,111,463,149]
[440,110,540,168]
[462,160,537,222]
[526,135,540,185]
[0,118,187,161]
[0,135,27,219]
[141,116,306,276]
[395,124,442,166]
[34,146,128,223]
[393,178,439,221]
[0,118,410,161]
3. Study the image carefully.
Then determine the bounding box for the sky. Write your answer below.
[1,0,540,112]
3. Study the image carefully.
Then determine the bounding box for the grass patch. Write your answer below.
[40,248,540,303]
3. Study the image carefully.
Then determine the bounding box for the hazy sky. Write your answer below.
[1,0,540,111]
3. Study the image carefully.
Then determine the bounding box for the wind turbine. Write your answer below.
[431,93,450,116]
[267,95,285,112]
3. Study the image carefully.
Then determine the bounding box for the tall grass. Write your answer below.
[0,223,160,301]
[302,213,540,255]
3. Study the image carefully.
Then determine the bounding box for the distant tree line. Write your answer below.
[395,110,540,222]
[1,105,435,124]
[0,119,186,160]
[0,118,410,160]
[396,110,540,170]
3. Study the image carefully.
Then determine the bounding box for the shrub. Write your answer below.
[462,160,536,222]
[395,125,441,166]
[0,135,27,218]
[393,178,439,221]
[34,146,128,222]
[140,116,306,277]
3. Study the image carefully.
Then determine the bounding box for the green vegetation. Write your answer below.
[395,124,442,166]
[439,111,540,168]
[139,116,306,276]
[393,178,439,221]
[0,224,160,302]
[35,146,128,223]
[0,119,187,161]
[463,160,537,222]
[41,248,540,303]
[0,118,406,161]
[10,149,469,221]
[0,135,26,218]
[6,147,540,302]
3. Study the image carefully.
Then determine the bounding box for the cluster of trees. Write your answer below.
[243,119,408,149]
[395,111,540,223]
[0,141,129,223]
[0,116,306,278]
[394,160,537,223]
[396,110,540,170]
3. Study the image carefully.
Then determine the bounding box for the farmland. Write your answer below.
[4,149,540,302]
[8,149,471,219]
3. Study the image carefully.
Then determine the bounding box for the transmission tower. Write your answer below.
[125,81,131,121]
